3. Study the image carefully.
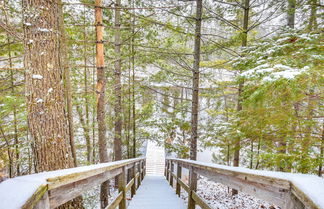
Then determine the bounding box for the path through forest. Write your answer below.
[126,141,187,209]
[127,175,186,209]
[145,140,165,176]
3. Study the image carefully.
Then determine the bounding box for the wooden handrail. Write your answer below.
[165,158,324,209]
[0,158,146,209]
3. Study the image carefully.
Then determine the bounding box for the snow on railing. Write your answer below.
[165,158,324,209]
[0,158,146,209]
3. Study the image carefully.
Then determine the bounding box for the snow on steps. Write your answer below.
[128,175,186,209]
[145,141,165,176]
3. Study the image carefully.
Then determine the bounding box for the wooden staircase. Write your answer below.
[145,141,165,176]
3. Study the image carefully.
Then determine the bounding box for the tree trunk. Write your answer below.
[232,0,250,196]
[83,6,92,164]
[287,0,296,28]
[95,0,109,208]
[92,48,97,164]
[319,122,324,177]
[23,0,83,207]
[131,0,136,158]
[190,0,202,161]
[114,0,123,162]
[132,45,136,158]
[308,0,318,31]
[76,104,92,164]
[0,125,12,179]
[4,0,20,177]
[59,0,77,167]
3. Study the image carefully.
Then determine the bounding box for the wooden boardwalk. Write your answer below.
[1,142,323,209]
[128,175,186,209]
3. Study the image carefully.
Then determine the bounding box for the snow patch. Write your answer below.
[32,74,43,79]
[37,28,51,32]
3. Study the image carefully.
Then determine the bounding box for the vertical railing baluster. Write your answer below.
[138,161,142,187]
[141,160,144,181]
[143,159,146,178]
[131,162,136,197]
[166,160,170,182]
[170,161,174,187]
[188,165,197,209]
[176,162,182,196]
[119,166,126,209]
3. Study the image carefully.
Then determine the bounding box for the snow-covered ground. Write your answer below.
[179,177,280,209]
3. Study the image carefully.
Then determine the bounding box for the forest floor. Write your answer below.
[180,177,280,209]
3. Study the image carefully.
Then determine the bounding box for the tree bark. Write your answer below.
[130,0,136,158]
[3,0,20,177]
[59,0,77,167]
[319,121,324,177]
[83,6,92,164]
[76,104,92,163]
[95,0,109,208]
[114,0,123,162]
[232,0,250,196]
[23,0,83,207]
[287,0,296,28]
[308,0,318,31]
[190,0,202,161]
[0,125,12,179]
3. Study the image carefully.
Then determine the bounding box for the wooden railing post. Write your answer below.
[176,163,182,196]
[170,161,174,187]
[119,166,126,209]
[188,165,197,209]
[143,159,146,178]
[138,161,142,188]
[131,162,136,197]
[141,160,144,180]
[166,160,170,181]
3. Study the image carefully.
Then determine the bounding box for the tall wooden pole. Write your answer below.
[95,0,109,208]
